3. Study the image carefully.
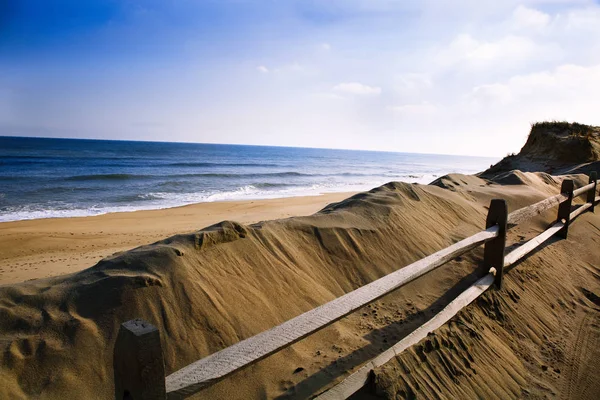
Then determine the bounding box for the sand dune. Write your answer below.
[481,122,600,178]
[0,192,354,285]
[0,173,598,399]
[370,173,600,400]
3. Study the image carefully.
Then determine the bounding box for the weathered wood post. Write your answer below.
[483,199,507,290]
[557,179,574,239]
[114,319,166,400]
[587,171,597,213]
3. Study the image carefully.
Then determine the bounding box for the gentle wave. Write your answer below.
[1,155,141,161]
[112,193,166,202]
[0,182,375,222]
[166,162,284,168]
[2,158,285,168]
[62,172,314,182]
[61,171,424,182]
[0,172,455,222]
[26,186,104,195]
[0,176,22,181]
[252,182,295,188]
[65,173,146,181]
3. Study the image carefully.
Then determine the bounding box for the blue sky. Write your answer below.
[2,0,600,156]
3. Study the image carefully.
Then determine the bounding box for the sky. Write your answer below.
[1,0,600,157]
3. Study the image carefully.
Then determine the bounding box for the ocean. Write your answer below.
[0,136,498,222]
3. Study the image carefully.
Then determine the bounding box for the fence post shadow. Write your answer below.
[274,265,487,399]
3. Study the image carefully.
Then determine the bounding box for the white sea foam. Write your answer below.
[0,177,433,222]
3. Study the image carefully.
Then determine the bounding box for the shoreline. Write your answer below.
[0,189,363,224]
[0,192,356,285]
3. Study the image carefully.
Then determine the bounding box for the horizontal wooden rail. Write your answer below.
[570,202,592,220]
[507,178,596,228]
[315,273,495,400]
[506,193,567,227]
[501,181,597,269]
[164,227,499,397]
[572,181,595,197]
[503,221,564,268]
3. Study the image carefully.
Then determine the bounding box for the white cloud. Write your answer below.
[387,102,437,115]
[478,64,600,101]
[438,34,545,67]
[444,62,600,154]
[257,65,269,73]
[333,82,381,95]
[286,63,305,72]
[320,43,331,51]
[313,92,346,100]
[270,63,310,75]
[394,73,433,91]
[461,63,600,129]
[511,64,600,98]
[563,6,600,31]
[469,83,513,105]
[512,5,551,30]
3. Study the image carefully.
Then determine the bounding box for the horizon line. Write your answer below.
[0,134,502,160]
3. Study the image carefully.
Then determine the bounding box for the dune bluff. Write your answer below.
[1,123,600,400]
[482,121,600,178]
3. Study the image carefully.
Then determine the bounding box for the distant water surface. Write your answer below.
[0,137,498,222]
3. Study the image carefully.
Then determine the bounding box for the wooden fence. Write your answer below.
[113,172,598,400]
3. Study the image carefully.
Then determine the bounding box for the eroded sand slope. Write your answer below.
[369,173,600,400]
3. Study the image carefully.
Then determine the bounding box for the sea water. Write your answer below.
[0,137,498,222]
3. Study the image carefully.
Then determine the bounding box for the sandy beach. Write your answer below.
[0,192,355,285]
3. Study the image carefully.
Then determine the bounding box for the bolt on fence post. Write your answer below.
[557,179,574,239]
[587,171,597,213]
[483,199,507,290]
[114,319,166,400]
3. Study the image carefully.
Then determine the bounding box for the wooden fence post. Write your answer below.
[557,179,574,239]
[587,171,597,213]
[483,199,507,290]
[114,319,166,400]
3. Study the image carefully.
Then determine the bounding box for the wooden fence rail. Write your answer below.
[506,192,567,227]
[165,226,500,398]
[315,273,496,400]
[113,172,598,400]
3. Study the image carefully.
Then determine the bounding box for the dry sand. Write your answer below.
[0,192,355,285]
[368,173,600,400]
[0,173,599,400]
